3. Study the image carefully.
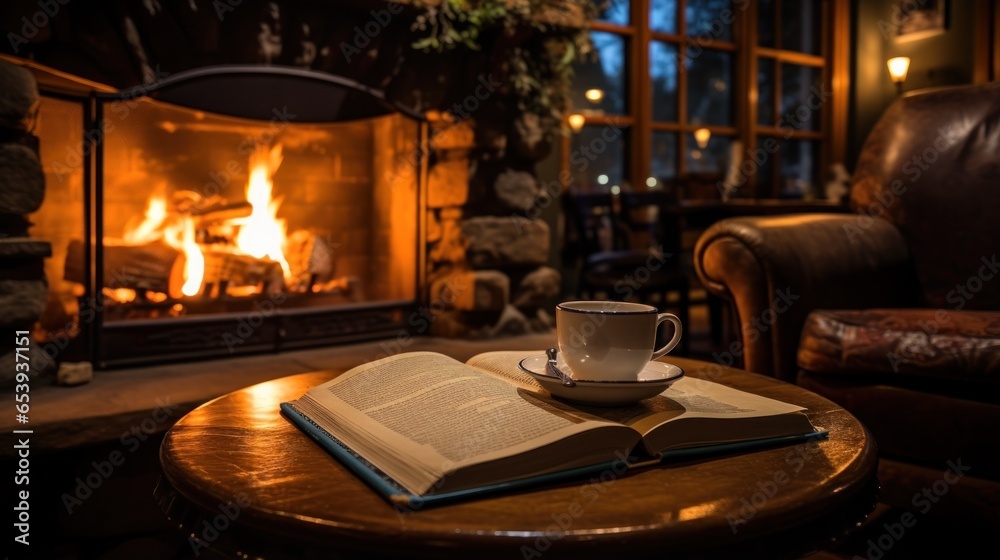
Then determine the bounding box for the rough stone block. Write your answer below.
[428,309,473,339]
[428,218,466,264]
[426,210,442,243]
[0,60,38,130]
[440,207,463,221]
[427,159,470,208]
[0,143,45,214]
[512,266,561,310]
[495,168,540,211]
[510,112,552,161]
[430,120,475,151]
[471,270,510,311]
[429,269,509,311]
[473,108,509,157]
[57,361,94,387]
[487,304,530,337]
[529,308,556,333]
[0,279,48,329]
[460,217,550,267]
[0,238,51,258]
[428,270,470,309]
[475,125,507,158]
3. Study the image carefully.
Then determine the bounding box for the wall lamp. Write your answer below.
[887,57,910,93]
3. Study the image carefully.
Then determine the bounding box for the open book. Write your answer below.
[280,351,824,507]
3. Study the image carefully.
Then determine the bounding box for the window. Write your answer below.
[562,0,848,199]
[566,6,634,193]
[753,0,827,198]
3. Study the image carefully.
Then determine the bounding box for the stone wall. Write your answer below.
[0,61,60,387]
[425,112,560,338]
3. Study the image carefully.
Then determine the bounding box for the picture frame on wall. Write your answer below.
[894,0,949,42]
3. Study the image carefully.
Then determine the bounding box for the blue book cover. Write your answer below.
[280,401,827,509]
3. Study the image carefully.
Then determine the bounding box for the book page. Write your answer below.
[465,350,546,391]
[298,352,625,494]
[573,377,805,436]
[663,377,804,418]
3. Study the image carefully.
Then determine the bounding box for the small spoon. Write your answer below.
[546,347,576,387]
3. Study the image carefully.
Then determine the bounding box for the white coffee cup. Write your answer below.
[555,301,683,382]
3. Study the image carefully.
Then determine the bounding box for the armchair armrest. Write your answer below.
[694,214,918,381]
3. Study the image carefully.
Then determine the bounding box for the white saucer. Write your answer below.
[518,355,684,407]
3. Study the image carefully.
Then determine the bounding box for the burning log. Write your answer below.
[64,239,179,294]
[66,239,286,300]
[285,230,335,291]
[312,276,360,299]
[175,250,284,298]
[189,200,253,225]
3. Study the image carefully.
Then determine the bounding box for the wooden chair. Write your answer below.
[617,190,691,354]
[563,190,691,355]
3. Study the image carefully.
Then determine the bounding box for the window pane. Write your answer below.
[686,133,733,175]
[757,0,775,47]
[780,64,823,131]
[570,125,627,191]
[755,136,776,191]
[686,0,732,41]
[595,0,630,26]
[572,32,628,115]
[650,42,679,122]
[686,49,732,126]
[757,57,775,125]
[778,140,820,198]
[650,131,677,181]
[650,0,678,34]
[780,0,822,54]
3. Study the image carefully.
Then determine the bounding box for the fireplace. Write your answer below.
[2,0,578,381]
[29,64,426,367]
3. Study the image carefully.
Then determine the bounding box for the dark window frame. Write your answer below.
[562,0,850,199]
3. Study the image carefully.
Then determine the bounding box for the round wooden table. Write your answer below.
[157,357,878,559]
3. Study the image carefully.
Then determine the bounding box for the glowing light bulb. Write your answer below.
[646,177,657,187]
[597,174,609,185]
[694,127,711,149]
[610,185,621,195]
[887,57,910,83]
[567,113,586,132]
[585,89,604,103]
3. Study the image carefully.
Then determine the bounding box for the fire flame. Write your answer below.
[236,144,291,279]
[164,216,205,297]
[123,193,168,245]
[120,143,290,299]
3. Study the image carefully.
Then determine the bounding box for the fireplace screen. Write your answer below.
[33,86,424,367]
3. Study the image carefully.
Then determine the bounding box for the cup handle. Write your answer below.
[651,313,683,360]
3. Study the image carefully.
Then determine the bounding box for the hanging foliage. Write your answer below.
[410,0,597,130]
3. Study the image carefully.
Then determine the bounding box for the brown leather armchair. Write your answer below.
[694,82,1000,523]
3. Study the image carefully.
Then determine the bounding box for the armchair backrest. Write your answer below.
[851,81,1000,310]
